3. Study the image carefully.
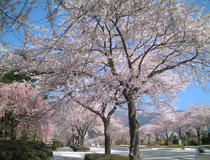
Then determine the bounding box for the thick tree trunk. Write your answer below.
[196,128,201,145]
[80,129,87,146]
[127,99,140,160]
[103,119,111,154]
[81,133,84,146]
[166,133,170,145]
[148,135,151,145]
[123,89,140,160]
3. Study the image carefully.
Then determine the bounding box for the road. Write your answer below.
[51,147,84,160]
[51,146,196,160]
[111,146,196,160]
[140,148,195,160]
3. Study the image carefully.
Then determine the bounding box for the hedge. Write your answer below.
[85,154,129,160]
[0,140,53,160]
[70,145,90,152]
[51,139,64,150]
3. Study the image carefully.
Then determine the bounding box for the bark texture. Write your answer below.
[123,90,140,160]
[103,118,111,154]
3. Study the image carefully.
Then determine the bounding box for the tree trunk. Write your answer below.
[127,99,140,160]
[103,118,111,154]
[81,132,84,146]
[148,135,151,145]
[80,128,86,146]
[4,127,7,140]
[178,130,184,145]
[196,127,201,145]
[155,134,159,145]
[33,127,38,141]
[10,126,16,140]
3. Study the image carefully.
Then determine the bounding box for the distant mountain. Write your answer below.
[114,110,156,127]
[137,114,156,126]
[115,110,186,127]
[89,110,185,138]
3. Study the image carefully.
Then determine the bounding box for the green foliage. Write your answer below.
[183,140,189,146]
[148,140,156,146]
[172,139,179,145]
[115,138,129,145]
[85,154,129,160]
[185,130,195,139]
[42,94,48,100]
[172,135,179,145]
[0,110,19,140]
[0,71,27,84]
[0,140,53,160]
[70,145,90,151]
[191,138,200,146]
[201,131,210,145]
[202,131,208,139]
[52,138,64,150]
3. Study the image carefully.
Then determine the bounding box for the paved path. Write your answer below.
[51,147,197,160]
[51,147,85,160]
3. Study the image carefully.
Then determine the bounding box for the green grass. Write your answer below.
[85,153,129,160]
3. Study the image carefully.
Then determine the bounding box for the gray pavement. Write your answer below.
[111,146,196,160]
[51,146,197,160]
[140,148,195,160]
[51,147,85,160]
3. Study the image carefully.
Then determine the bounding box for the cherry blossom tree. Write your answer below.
[71,97,123,154]
[169,111,193,145]
[140,114,176,145]
[140,105,210,146]
[1,1,210,160]
[150,114,177,145]
[186,104,210,145]
[0,0,36,35]
[0,82,53,141]
[53,103,102,146]
[84,116,128,147]
[112,125,130,145]
[139,124,156,145]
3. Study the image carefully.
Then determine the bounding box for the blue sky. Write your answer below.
[175,84,210,110]
[175,0,210,110]
[197,0,210,15]
[1,0,210,111]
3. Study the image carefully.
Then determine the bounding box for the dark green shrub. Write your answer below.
[0,151,13,160]
[201,132,210,145]
[115,138,129,145]
[70,145,90,151]
[172,139,179,145]
[183,140,189,146]
[0,140,53,160]
[202,137,210,144]
[52,138,64,150]
[85,154,129,160]
[191,139,200,146]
